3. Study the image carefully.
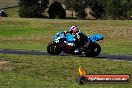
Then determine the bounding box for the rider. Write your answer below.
[64,25,82,53]
[67,26,89,53]
[69,25,80,47]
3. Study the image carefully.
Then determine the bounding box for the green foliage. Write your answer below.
[48,1,66,19]
[64,0,105,19]
[64,0,86,19]
[127,0,132,18]
[103,0,132,19]
[0,18,132,54]
[64,0,132,19]
[0,54,132,88]
[19,0,49,18]
[106,0,123,19]
[89,0,105,19]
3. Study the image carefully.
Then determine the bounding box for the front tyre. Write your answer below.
[85,43,101,57]
[47,43,62,55]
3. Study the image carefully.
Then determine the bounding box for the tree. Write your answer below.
[48,1,66,19]
[89,0,105,19]
[64,0,87,19]
[127,0,132,18]
[105,0,122,19]
[64,0,131,19]
[64,0,104,19]
[19,0,49,18]
[105,0,132,19]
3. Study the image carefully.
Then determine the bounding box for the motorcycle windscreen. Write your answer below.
[65,33,74,43]
[53,32,66,42]
[89,34,104,42]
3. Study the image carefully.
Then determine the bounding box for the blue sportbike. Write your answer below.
[47,32,104,57]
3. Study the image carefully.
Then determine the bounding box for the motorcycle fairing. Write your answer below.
[65,33,74,43]
[89,34,104,43]
[53,32,74,43]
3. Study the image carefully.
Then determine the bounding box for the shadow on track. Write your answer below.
[0,49,131,61]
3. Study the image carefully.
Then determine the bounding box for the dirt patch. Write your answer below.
[0,59,12,70]
[0,60,10,65]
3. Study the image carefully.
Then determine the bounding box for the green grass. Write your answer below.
[0,18,132,88]
[0,0,18,17]
[0,0,18,9]
[4,7,19,17]
[0,0,17,3]
[0,18,132,55]
[0,54,132,88]
[0,1,132,88]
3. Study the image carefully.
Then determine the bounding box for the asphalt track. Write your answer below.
[0,49,131,61]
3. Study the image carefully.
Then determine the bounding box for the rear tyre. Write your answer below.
[85,43,101,57]
[47,43,62,55]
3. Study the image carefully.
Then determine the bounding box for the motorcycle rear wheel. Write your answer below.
[85,43,101,57]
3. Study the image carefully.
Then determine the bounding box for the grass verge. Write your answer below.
[0,18,132,55]
[0,54,132,88]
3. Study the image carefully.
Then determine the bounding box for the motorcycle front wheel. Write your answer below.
[47,42,62,55]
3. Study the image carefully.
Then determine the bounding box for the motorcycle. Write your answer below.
[47,31,104,57]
